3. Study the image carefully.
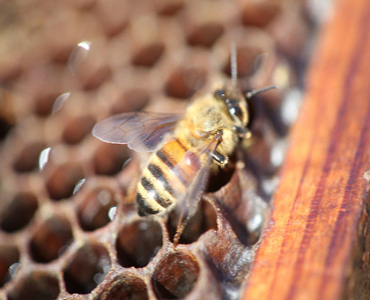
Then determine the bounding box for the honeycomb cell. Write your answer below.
[27,64,68,117]
[223,46,263,79]
[187,23,224,47]
[43,7,87,64]
[94,0,130,36]
[62,114,95,145]
[241,1,281,27]
[207,167,267,246]
[152,250,200,299]
[0,192,38,233]
[83,65,112,91]
[7,272,60,300]
[44,163,85,200]
[34,93,64,117]
[0,245,20,288]
[131,42,165,67]
[0,117,13,140]
[167,199,217,245]
[67,0,95,10]
[63,243,111,294]
[77,188,117,231]
[202,231,255,288]
[116,220,162,268]
[73,42,112,90]
[0,52,22,88]
[154,0,184,15]
[93,143,130,176]
[95,274,148,300]
[13,141,46,173]
[110,89,150,115]
[29,215,73,263]
[165,67,207,99]
[245,119,282,177]
[263,99,289,137]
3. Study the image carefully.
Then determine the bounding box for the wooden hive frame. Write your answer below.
[242,0,370,299]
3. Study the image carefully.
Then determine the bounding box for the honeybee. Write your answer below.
[93,76,274,242]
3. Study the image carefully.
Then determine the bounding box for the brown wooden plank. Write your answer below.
[242,0,370,299]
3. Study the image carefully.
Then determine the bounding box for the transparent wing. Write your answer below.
[92,112,182,152]
[168,135,222,245]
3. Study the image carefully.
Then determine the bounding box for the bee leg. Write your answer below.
[233,126,251,139]
[173,203,198,247]
[213,151,228,166]
[173,211,185,247]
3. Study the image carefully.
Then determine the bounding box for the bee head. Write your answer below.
[214,87,249,127]
[212,44,276,139]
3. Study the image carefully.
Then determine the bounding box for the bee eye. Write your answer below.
[226,98,243,120]
[214,89,226,100]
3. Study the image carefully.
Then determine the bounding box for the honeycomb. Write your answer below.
[0,0,315,299]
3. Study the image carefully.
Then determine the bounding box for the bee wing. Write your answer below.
[171,137,221,219]
[92,112,182,152]
[166,136,222,245]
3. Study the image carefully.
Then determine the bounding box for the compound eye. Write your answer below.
[214,89,226,100]
[227,98,244,120]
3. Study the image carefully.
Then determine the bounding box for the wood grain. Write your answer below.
[242,0,370,299]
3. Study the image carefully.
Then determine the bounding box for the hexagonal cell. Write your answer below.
[29,215,73,263]
[244,121,282,177]
[13,141,46,173]
[62,115,95,145]
[63,243,111,294]
[164,67,207,99]
[0,245,20,288]
[152,250,200,299]
[193,193,261,289]
[93,0,130,36]
[131,42,165,67]
[7,271,60,300]
[154,0,184,16]
[95,274,148,300]
[223,46,263,79]
[116,220,162,268]
[44,163,85,200]
[241,1,281,27]
[77,187,117,231]
[0,117,13,140]
[93,143,131,176]
[109,89,150,115]
[206,167,268,246]
[34,93,61,116]
[187,23,224,47]
[166,199,217,245]
[200,226,255,289]
[0,192,38,233]
[73,42,113,91]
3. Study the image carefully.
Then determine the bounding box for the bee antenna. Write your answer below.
[246,85,277,99]
[230,43,238,88]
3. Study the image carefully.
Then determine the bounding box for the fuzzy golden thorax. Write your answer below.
[173,88,249,163]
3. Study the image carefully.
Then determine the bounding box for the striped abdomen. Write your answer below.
[136,139,194,216]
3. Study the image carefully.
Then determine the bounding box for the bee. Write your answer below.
[92,83,274,232]
[92,50,275,243]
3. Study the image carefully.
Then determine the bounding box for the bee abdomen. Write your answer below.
[136,162,177,216]
[156,142,191,186]
[136,192,162,216]
[148,163,175,196]
[136,139,190,216]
